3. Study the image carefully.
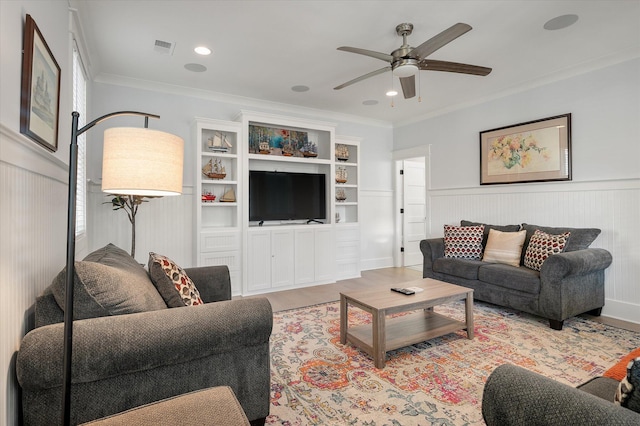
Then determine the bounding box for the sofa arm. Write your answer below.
[184,265,231,302]
[482,364,640,426]
[420,238,445,276]
[17,298,272,389]
[541,248,613,282]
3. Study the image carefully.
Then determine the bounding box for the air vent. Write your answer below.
[154,39,176,55]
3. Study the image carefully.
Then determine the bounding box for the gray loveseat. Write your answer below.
[16,244,273,425]
[420,220,613,330]
[482,364,640,425]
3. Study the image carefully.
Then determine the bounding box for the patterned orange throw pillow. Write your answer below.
[604,348,640,381]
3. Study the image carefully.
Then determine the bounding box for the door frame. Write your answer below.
[392,145,431,267]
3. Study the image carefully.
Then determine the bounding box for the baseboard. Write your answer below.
[360,256,394,271]
[602,299,640,325]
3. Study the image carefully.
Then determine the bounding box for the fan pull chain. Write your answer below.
[418,71,422,103]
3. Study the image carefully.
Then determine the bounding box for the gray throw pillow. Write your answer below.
[51,244,167,319]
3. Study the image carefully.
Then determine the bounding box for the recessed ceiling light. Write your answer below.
[194,46,211,55]
[291,85,310,92]
[386,90,398,97]
[184,63,207,72]
[362,100,378,106]
[544,14,579,30]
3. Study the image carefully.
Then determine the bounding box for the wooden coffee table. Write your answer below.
[339,278,474,369]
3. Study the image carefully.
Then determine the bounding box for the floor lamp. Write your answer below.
[62,111,184,425]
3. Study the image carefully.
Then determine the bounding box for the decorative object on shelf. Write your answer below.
[301,140,318,157]
[259,140,271,154]
[336,167,348,184]
[335,144,350,161]
[20,14,61,152]
[202,158,226,179]
[62,111,183,425]
[335,212,341,223]
[220,187,236,202]
[336,188,347,202]
[207,131,232,152]
[249,124,311,157]
[201,191,216,202]
[480,113,571,185]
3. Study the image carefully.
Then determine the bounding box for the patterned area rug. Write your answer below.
[267,301,638,425]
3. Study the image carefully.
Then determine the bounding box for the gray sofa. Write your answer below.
[421,220,613,330]
[16,244,273,426]
[482,364,640,425]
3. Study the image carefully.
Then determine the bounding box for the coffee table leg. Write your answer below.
[465,291,474,339]
[372,309,386,369]
[340,294,347,344]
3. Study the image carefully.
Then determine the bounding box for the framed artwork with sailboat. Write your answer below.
[20,14,61,152]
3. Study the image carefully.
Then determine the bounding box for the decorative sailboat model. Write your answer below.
[335,167,348,184]
[335,144,349,161]
[220,187,236,202]
[202,158,226,180]
[207,132,232,152]
[335,188,347,202]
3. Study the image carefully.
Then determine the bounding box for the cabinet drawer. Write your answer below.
[199,250,240,271]
[335,226,359,242]
[336,241,359,259]
[201,231,240,252]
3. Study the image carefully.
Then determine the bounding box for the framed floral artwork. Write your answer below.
[480,114,571,185]
[20,14,61,152]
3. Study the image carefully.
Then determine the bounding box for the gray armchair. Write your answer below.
[482,364,640,425]
[16,245,272,426]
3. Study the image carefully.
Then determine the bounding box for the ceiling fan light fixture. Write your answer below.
[394,59,419,78]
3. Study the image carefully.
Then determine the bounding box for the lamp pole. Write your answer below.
[61,111,160,425]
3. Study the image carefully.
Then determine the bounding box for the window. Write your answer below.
[73,43,87,236]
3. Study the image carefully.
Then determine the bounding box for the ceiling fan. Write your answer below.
[334,23,492,99]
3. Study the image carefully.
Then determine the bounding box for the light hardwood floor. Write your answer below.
[241,267,640,333]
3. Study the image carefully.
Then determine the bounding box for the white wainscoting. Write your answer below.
[0,125,68,426]
[89,184,194,267]
[427,179,640,324]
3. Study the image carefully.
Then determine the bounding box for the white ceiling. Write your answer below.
[72,1,640,126]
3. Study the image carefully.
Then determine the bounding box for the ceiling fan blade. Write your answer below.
[337,46,393,62]
[420,59,492,76]
[334,66,391,90]
[399,75,416,99]
[411,23,472,60]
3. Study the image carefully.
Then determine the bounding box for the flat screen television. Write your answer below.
[249,170,326,222]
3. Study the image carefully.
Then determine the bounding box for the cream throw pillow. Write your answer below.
[482,229,526,267]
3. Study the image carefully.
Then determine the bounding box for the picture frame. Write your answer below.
[480,113,571,185]
[20,14,61,152]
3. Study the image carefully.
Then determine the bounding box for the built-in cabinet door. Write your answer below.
[314,227,335,283]
[247,231,271,292]
[271,229,294,288]
[294,228,315,284]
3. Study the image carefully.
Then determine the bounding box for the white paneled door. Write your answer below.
[402,159,426,267]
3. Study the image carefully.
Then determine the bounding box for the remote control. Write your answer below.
[391,287,415,295]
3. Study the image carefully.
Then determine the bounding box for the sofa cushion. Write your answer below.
[51,244,167,320]
[478,263,541,294]
[523,229,571,271]
[148,252,204,307]
[521,223,600,253]
[482,229,527,267]
[461,220,521,247]
[444,224,484,260]
[433,258,483,280]
[577,376,621,401]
